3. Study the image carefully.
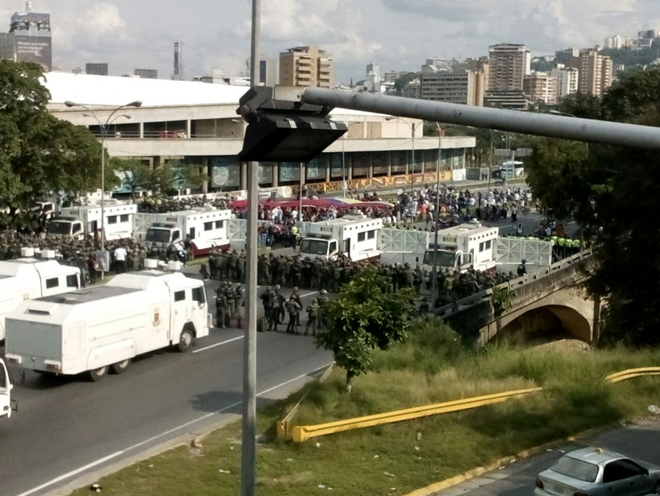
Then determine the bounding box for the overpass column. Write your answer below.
[186,119,192,139]
[201,157,209,194]
[241,162,248,190]
[139,121,144,139]
[272,163,279,187]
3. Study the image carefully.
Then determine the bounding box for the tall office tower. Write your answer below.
[488,44,529,91]
[279,45,334,88]
[9,2,52,71]
[578,49,613,96]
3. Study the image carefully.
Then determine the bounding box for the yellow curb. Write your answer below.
[404,423,621,496]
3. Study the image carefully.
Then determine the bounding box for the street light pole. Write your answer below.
[411,122,416,196]
[242,0,260,494]
[65,100,141,279]
[431,123,442,308]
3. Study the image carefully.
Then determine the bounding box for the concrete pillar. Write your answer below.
[299,162,306,193]
[201,157,209,194]
[241,161,248,190]
[325,156,331,183]
[139,122,144,139]
[186,119,192,139]
[272,163,279,187]
[153,156,162,170]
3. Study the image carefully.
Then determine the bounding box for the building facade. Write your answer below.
[86,63,108,76]
[578,50,613,96]
[0,33,16,61]
[551,65,579,100]
[488,44,530,92]
[279,46,334,88]
[45,73,475,194]
[6,5,51,71]
[258,57,279,87]
[604,35,632,49]
[523,73,558,105]
[134,68,158,79]
[420,67,484,106]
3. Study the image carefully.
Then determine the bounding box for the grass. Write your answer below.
[70,320,660,496]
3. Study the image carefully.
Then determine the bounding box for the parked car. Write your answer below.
[535,447,660,496]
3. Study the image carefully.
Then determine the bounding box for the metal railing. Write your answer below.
[287,366,659,443]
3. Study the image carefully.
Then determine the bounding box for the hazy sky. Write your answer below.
[2,0,658,82]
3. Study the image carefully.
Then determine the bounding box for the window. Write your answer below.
[174,290,186,302]
[107,216,118,225]
[603,460,645,483]
[215,220,224,229]
[368,230,375,240]
[120,214,129,223]
[66,274,78,288]
[204,222,213,231]
[479,242,485,253]
[329,241,338,255]
[192,287,205,305]
[485,240,492,250]
[46,278,59,289]
[358,232,366,242]
[551,457,599,483]
[173,230,181,241]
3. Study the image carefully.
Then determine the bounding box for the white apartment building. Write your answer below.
[551,65,579,100]
[604,35,633,49]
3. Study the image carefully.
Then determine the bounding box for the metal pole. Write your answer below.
[411,123,415,196]
[301,87,660,150]
[100,127,106,281]
[488,130,493,191]
[299,162,304,222]
[431,124,442,307]
[341,134,346,198]
[242,0,260,494]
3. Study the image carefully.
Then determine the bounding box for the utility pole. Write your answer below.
[242,0,260,494]
[431,124,442,307]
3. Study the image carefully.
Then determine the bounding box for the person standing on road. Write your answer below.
[285,296,302,334]
[215,290,228,329]
[269,287,281,332]
[260,286,273,331]
[517,259,527,277]
[305,298,320,336]
[317,289,330,329]
[113,245,127,274]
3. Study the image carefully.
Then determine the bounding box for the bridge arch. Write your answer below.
[498,304,592,343]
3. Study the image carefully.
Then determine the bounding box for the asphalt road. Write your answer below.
[0,281,332,496]
[432,420,660,496]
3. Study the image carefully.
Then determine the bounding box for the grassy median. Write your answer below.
[71,321,660,496]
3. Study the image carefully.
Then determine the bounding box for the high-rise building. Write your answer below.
[488,44,529,92]
[173,41,184,80]
[366,63,380,80]
[279,45,334,88]
[551,65,579,100]
[86,63,108,76]
[258,57,279,87]
[578,49,613,96]
[134,68,158,79]
[638,30,658,40]
[420,65,484,106]
[0,33,16,62]
[8,2,52,71]
[383,70,401,83]
[523,73,558,105]
[455,57,490,91]
[604,35,632,49]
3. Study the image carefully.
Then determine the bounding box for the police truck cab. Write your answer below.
[424,223,499,272]
[300,216,383,262]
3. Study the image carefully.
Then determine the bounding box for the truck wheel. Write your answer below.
[111,360,131,374]
[87,366,109,382]
[178,328,194,352]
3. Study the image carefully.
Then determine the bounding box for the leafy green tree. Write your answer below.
[0,60,104,214]
[316,266,414,391]
[525,67,660,345]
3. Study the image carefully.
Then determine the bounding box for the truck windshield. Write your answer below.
[301,239,329,256]
[47,222,72,236]
[146,229,172,244]
[423,250,456,268]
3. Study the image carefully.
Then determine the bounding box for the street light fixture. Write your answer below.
[64,100,143,279]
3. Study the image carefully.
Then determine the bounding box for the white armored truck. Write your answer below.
[0,255,81,342]
[423,223,499,272]
[300,216,383,262]
[0,358,17,420]
[5,270,211,381]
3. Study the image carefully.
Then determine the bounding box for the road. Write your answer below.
[0,280,331,496]
[431,420,660,496]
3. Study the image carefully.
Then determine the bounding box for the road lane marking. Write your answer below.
[17,362,334,496]
[193,335,244,354]
[299,292,318,298]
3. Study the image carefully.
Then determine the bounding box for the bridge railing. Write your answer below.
[433,249,594,319]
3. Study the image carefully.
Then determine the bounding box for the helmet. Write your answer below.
[320,289,327,295]
[275,285,281,291]
[311,298,318,304]
[522,259,527,264]
[293,286,299,292]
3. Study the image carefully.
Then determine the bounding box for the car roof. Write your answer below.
[565,447,626,467]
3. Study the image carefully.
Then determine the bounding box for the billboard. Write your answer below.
[210,157,240,189]
[14,35,52,71]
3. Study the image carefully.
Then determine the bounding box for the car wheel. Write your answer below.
[178,328,194,352]
[111,360,131,375]
[87,366,109,382]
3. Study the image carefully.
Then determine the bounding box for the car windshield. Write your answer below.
[551,456,599,483]
[301,239,329,256]
[47,221,72,236]
[423,249,456,267]
[146,229,172,243]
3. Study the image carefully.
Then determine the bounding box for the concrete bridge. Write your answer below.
[435,251,600,346]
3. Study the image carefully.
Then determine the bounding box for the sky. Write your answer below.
[1,0,659,83]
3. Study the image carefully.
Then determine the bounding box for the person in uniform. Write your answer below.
[215,289,228,329]
[268,287,281,332]
[260,286,272,330]
[317,289,330,329]
[517,259,527,277]
[285,295,301,334]
[305,298,320,336]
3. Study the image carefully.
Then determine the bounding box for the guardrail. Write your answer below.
[433,249,594,320]
[287,365,655,443]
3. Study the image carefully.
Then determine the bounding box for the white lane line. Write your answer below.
[299,291,318,298]
[17,362,334,496]
[193,335,244,354]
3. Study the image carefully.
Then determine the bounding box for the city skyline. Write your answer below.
[0,0,658,82]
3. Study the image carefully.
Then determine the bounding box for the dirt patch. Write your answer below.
[532,339,592,352]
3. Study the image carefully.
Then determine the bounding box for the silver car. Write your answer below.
[535,447,660,496]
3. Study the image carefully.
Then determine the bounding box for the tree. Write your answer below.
[524,67,660,345]
[0,60,104,215]
[315,266,414,391]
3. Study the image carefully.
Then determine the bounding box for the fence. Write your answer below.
[287,365,660,443]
